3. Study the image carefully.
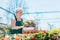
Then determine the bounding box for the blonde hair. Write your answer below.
[15,8,22,13]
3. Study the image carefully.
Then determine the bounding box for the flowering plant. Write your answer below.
[23,20,36,27]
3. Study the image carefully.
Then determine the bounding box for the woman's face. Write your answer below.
[16,10,22,17]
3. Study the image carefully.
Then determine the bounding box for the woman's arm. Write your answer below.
[11,19,23,29]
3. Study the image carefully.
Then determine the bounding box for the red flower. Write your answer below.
[33,29,38,33]
[32,37,35,40]
[15,37,19,40]
[43,30,47,34]
[1,37,5,40]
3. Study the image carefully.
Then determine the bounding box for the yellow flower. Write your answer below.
[50,29,60,34]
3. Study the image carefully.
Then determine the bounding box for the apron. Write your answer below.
[10,16,23,34]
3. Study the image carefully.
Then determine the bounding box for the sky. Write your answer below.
[0,0,60,30]
[25,0,60,12]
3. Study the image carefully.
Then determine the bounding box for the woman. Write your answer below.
[11,8,23,34]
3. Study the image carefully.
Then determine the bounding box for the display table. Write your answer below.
[23,27,38,34]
